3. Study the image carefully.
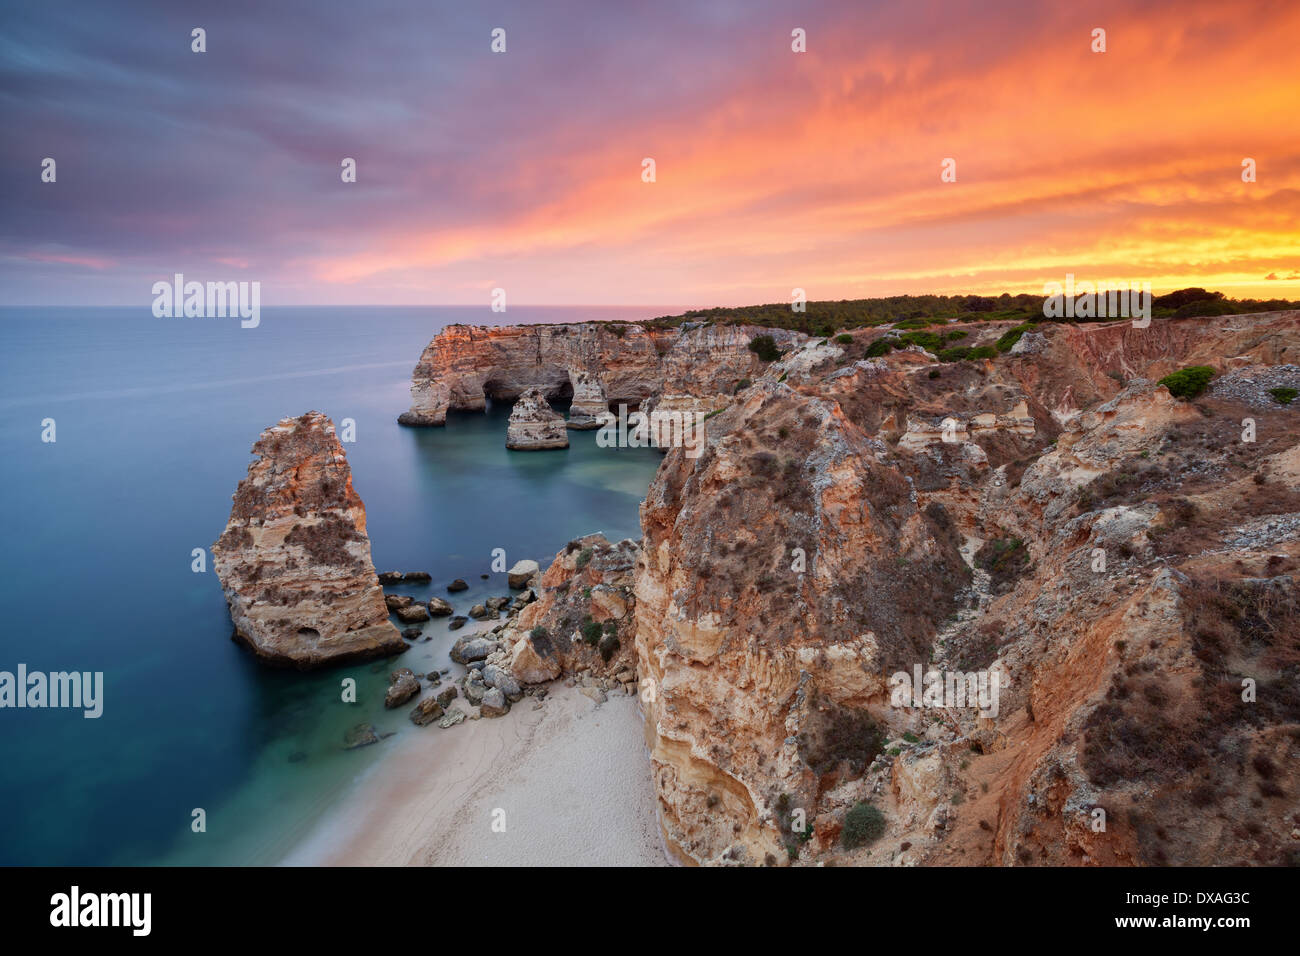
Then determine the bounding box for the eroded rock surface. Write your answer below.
[213,412,406,669]
[399,321,804,428]
[505,388,569,450]
[630,310,1300,866]
[505,534,639,685]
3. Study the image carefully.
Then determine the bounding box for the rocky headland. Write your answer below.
[397,321,805,430]
[622,309,1300,866]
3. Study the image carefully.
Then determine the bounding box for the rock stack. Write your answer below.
[505,388,569,450]
[212,411,407,669]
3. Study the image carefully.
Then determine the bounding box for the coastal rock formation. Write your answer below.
[567,370,612,429]
[630,310,1300,866]
[634,382,969,864]
[399,321,805,428]
[212,411,406,669]
[505,388,569,450]
[504,533,640,685]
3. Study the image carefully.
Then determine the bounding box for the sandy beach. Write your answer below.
[281,683,670,867]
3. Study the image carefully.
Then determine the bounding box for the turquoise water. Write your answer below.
[0,306,666,865]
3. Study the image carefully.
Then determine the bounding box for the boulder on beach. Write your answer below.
[427,597,454,616]
[464,675,488,706]
[450,634,496,664]
[437,710,466,729]
[448,616,469,630]
[480,688,509,717]
[447,579,469,592]
[409,697,445,726]
[483,663,523,702]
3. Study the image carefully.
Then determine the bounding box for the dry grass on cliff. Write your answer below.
[1080,572,1299,863]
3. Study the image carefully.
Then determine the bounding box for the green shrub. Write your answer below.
[598,633,620,663]
[1172,298,1235,318]
[864,338,892,358]
[835,334,853,344]
[902,731,919,743]
[529,626,549,641]
[995,322,1036,353]
[734,378,752,394]
[580,616,602,645]
[748,334,781,362]
[841,802,886,849]
[1268,387,1298,406]
[575,547,594,569]
[897,330,944,352]
[1158,366,1215,399]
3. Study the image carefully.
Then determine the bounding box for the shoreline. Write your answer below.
[280,682,671,867]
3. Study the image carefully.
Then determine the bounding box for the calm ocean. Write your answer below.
[0,305,666,865]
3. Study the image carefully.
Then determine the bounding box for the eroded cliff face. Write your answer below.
[635,382,969,864]
[398,321,805,427]
[632,311,1300,866]
[212,412,406,669]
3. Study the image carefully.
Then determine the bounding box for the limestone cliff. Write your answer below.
[212,411,406,669]
[635,381,969,864]
[632,310,1300,866]
[398,321,805,428]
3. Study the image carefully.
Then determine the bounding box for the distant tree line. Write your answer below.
[640,289,1300,337]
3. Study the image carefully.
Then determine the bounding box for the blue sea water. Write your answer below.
[0,305,667,866]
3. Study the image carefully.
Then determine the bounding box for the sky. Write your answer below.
[1,0,1298,307]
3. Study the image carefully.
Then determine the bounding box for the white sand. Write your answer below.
[281,684,671,867]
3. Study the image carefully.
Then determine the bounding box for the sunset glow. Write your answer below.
[3,0,1298,306]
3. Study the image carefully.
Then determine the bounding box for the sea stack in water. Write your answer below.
[212,411,407,669]
[505,388,569,450]
[566,370,611,429]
